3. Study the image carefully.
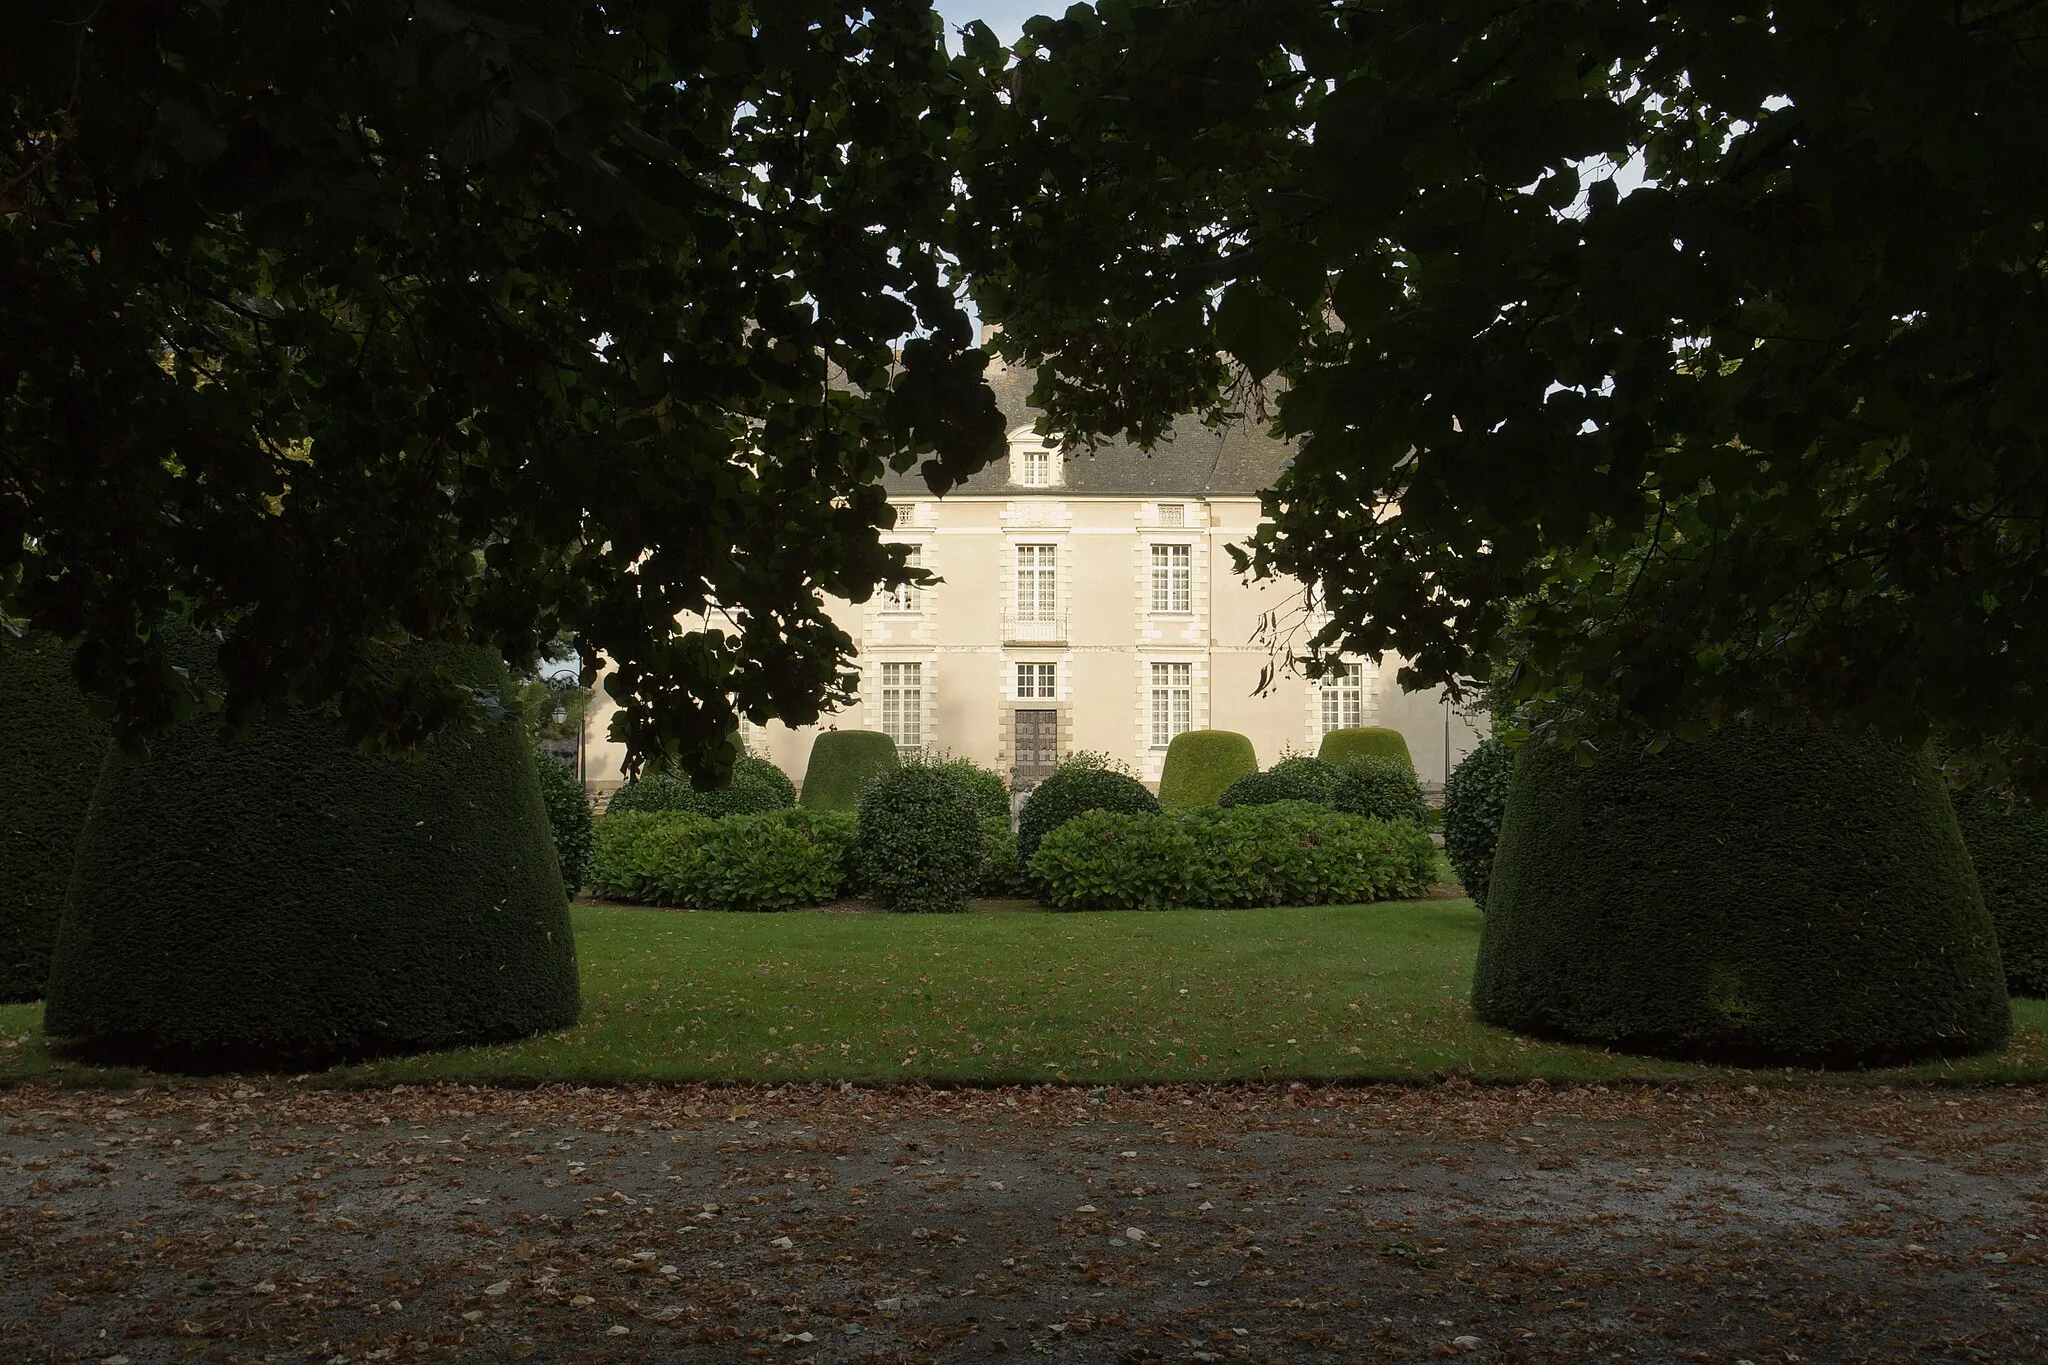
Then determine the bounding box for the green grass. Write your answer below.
[5,900,2047,1087]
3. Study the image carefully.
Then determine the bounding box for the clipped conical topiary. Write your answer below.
[798,729,901,811]
[0,636,109,1002]
[44,640,579,1070]
[1317,726,1414,773]
[1474,728,2010,1066]
[1157,730,1258,808]
[1952,789,2048,997]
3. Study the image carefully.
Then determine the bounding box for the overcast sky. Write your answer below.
[935,2,1046,47]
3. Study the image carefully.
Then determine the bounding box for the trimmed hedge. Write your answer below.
[1218,755,1341,808]
[606,753,794,819]
[1317,726,1414,772]
[1330,755,1429,826]
[1016,756,1160,875]
[1442,737,1511,910]
[588,808,857,911]
[1029,802,1437,911]
[1157,730,1258,809]
[798,730,901,811]
[1474,729,2011,1066]
[1952,789,2048,997]
[532,750,594,893]
[44,641,579,1070]
[0,637,108,1002]
[857,764,987,914]
[930,755,1010,823]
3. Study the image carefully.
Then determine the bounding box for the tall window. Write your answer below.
[882,544,923,614]
[1014,444,1054,487]
[1320,663,1365,733]
[880,662,923,752]
[1016,544,1058,620]
[1150,662,1192,748]
[1016,662,1057,699]
[1150,543,1192,613]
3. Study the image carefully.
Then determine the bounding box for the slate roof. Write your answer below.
[880,358,1295,499]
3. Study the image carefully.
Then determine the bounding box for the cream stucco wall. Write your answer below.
[582,493,1488,799]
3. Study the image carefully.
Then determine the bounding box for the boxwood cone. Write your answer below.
[798,730,901,811]
[0,636,109,1002]
[1156,730,1258,808]
[44,641,579,1069]
[1951,789,2048,998]
[1474,728,2010,1066]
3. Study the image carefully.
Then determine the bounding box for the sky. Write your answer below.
[935,1,1047,48]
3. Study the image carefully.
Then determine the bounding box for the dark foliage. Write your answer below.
[606,755,795,819]
[1952,789,2048,998]
[532,750,594,894]
[1474,728,2010,1066]
[1330,755,1429,826]
[1442,737,1511,910]
[0,637,109,1001]
[1016,757,1161,876]
[856,764,987,914]
[1218,755,1342,808]
[43,642,578,1070]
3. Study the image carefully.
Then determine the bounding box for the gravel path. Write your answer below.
[2,1081,2044,1362]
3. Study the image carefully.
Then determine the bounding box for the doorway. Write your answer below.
[1012,709,1058,797]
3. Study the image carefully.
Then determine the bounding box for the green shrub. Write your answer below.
[930,755,1010,822]
[0,636,108,1002]
[798,730,902,811]
[1442,737,1511,909]
[1218,755,1342,808]
[589,810,695,904]
[1474,728,2011,1066]
[532,750,594,893]
[44,641,578,1070]
[1016,755,1161,875]
[1330,755,1429,826]
[976,816,1024,896]
[857,764,986,913]
[606,753,794,818]
[590,808,856,911]
[1952,789,2048,997]
[1156,730,1258,809]
[1029,802,1437,911]
[1317,726,1414,772]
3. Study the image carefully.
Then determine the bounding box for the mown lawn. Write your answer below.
[4,899,2047,1086]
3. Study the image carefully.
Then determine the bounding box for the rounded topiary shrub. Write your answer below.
[1016,756,1160,875]
[532,749,594,894]
[0,636,109,1002]
[1952,789,2048,997]
[1330,755,1429,825]
[1157,730,1258,809]
[606,752,794,818]
[856,764,987,913]
[1442,737,1511,910]
[44,640,579,1070]
[799,730,902,811]
[930,755,1010,822]
[1317,726,1414,772]
[1474,728,2011,1066]
[1218,755,1342,808]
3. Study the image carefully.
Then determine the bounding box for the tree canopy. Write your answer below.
[959,2,2048,782]
[2,0,1002,779]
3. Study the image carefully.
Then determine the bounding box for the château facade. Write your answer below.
[580,360,1488,801]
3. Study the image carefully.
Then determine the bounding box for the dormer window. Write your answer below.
[1008,428,1062,488]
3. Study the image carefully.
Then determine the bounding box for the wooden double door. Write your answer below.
[1012,709,1059,795]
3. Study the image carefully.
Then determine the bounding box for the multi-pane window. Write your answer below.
[1149,662,1192,748]
[1157,503,1185,527]
[1016,544,1058,619]
[1320,663,1365,733]
[1016,662,1057,699]
[882,544,923,614]
[1150,543,1192,613]
[1014,444,1054,487]
[880,662,923,752]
